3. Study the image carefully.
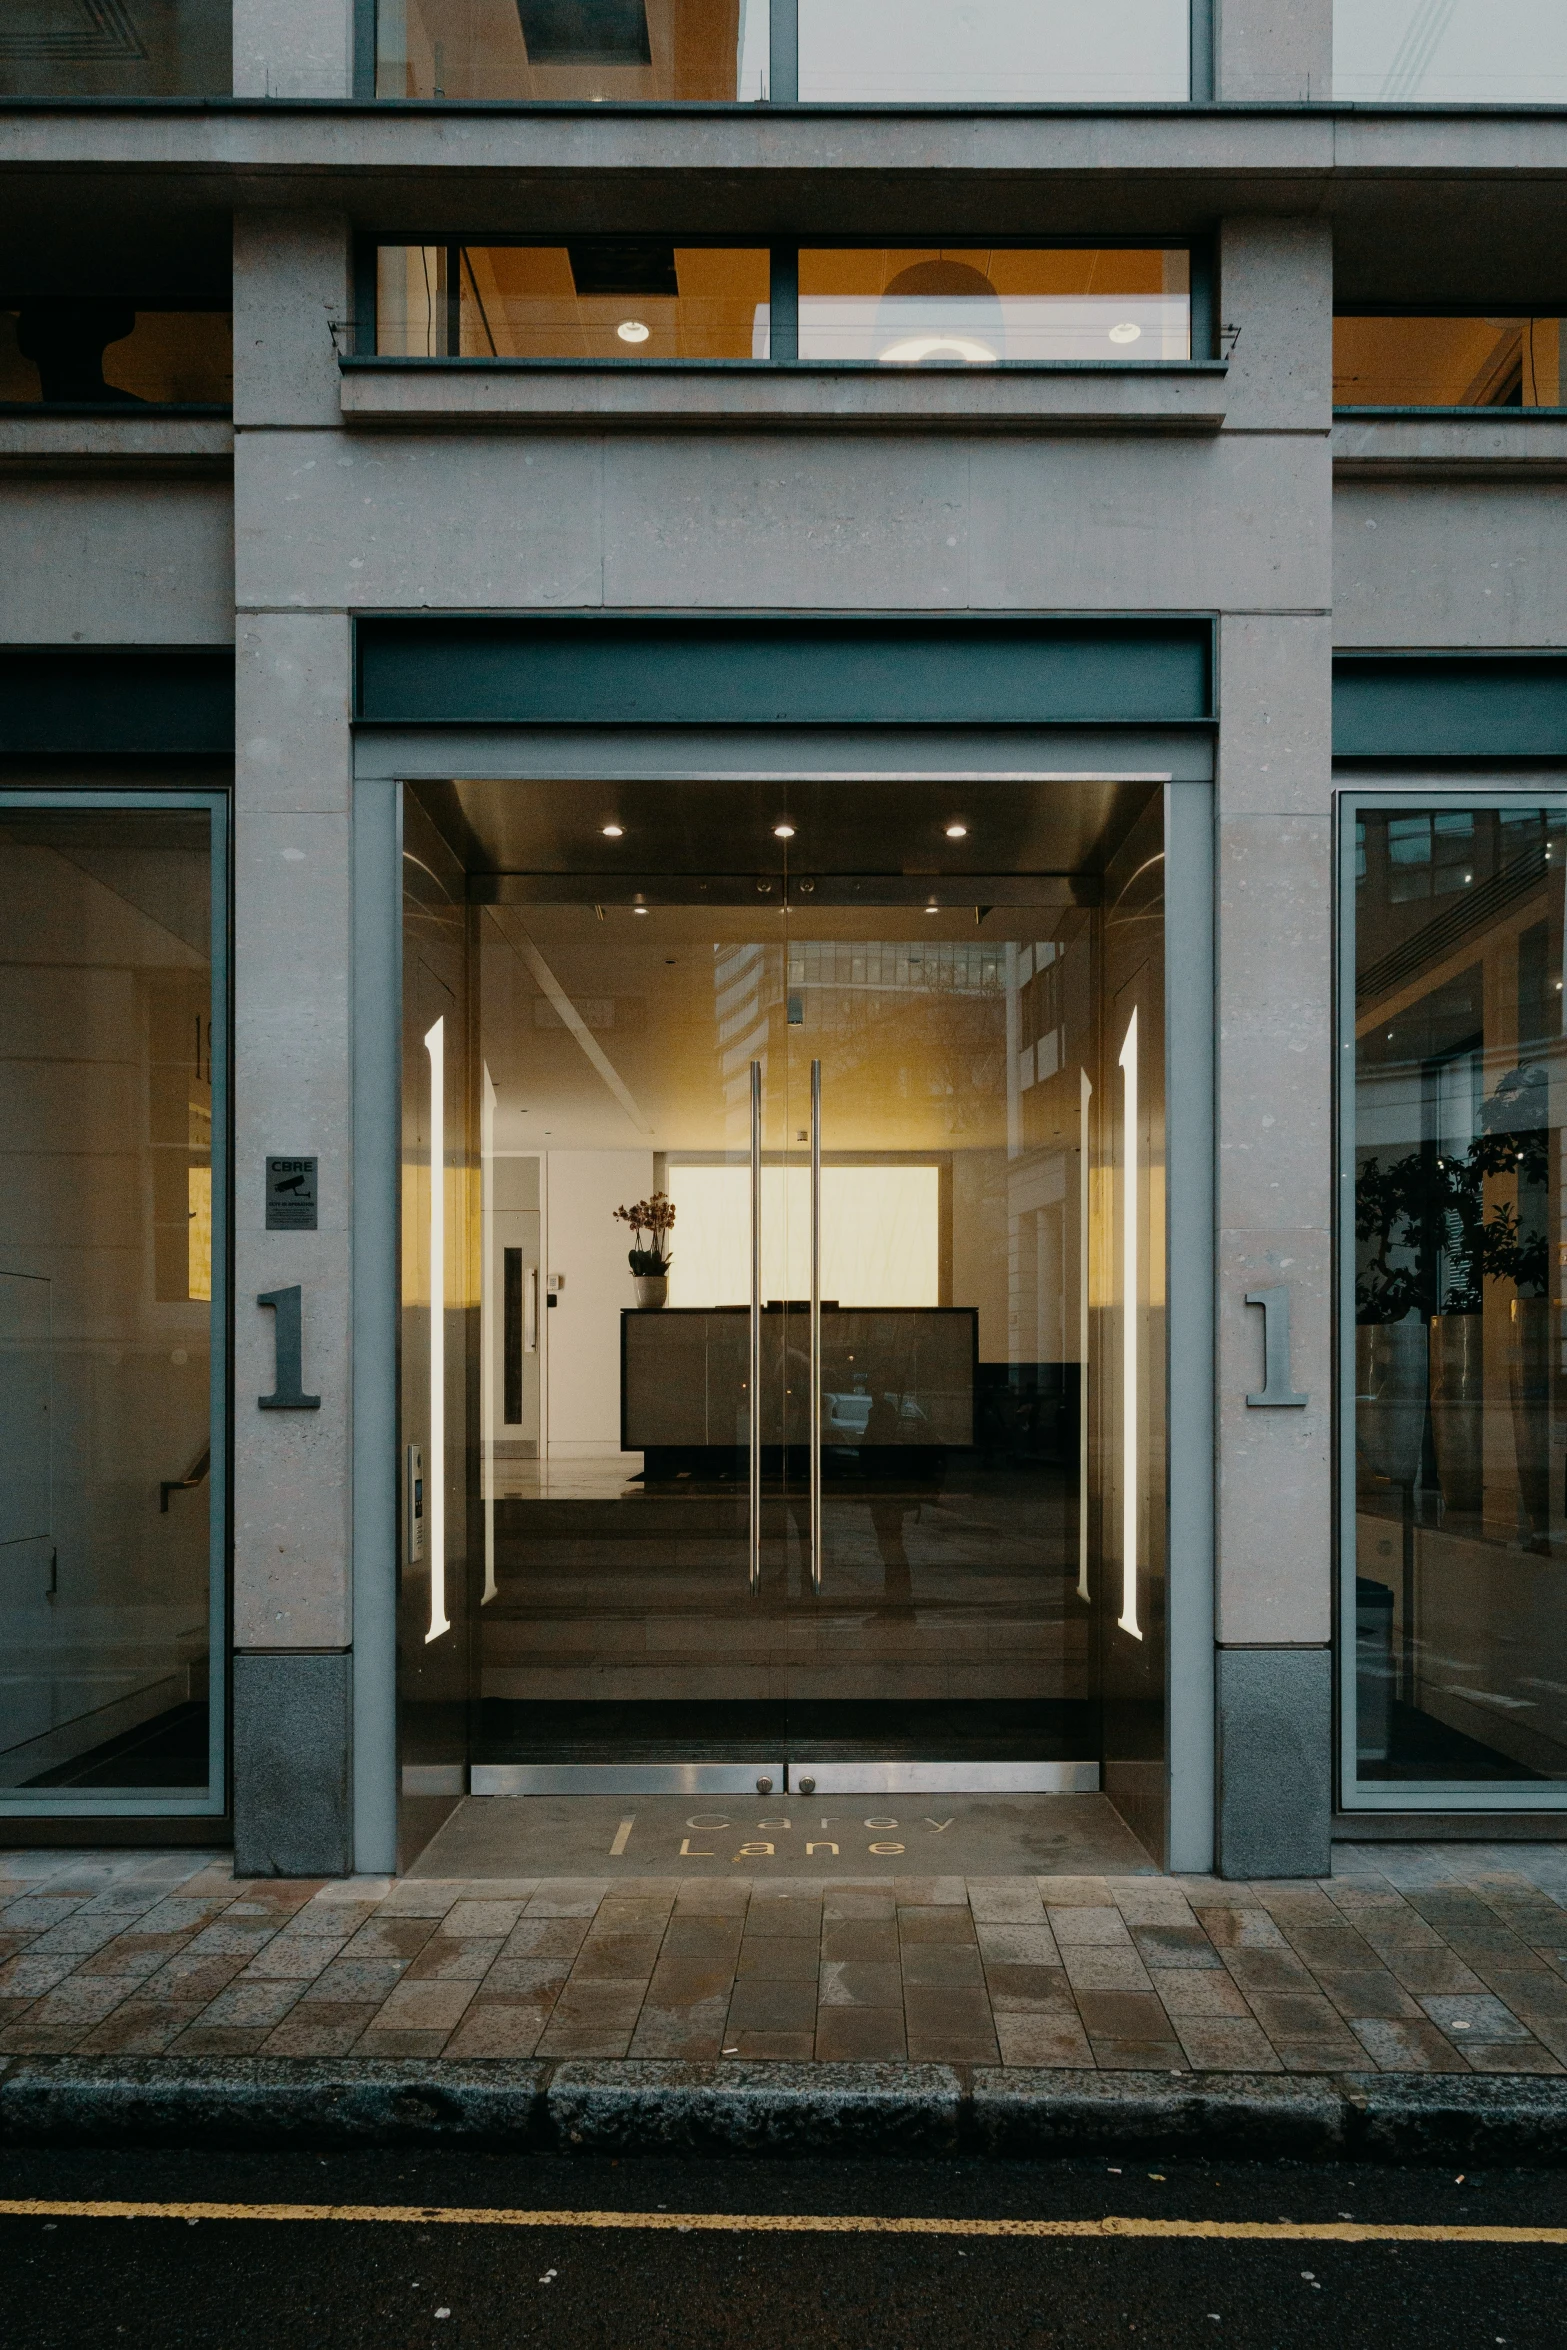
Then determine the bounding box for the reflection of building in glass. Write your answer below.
[1352,805,1567,1787]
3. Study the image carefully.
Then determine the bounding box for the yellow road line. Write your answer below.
[0,2201,1563,2244]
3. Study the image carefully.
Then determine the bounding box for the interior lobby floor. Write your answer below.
[5,1832,1567,2075]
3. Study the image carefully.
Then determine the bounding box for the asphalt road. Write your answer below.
[2,2144,1562,2350]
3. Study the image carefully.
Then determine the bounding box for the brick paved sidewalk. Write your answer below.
[5,1844,1567,2076]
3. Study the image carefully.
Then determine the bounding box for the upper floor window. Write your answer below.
[377,246,772,357]
[796,0,1188,102]
[376,0,768,99]
[373,0,1195,103]
[369,243,1196,363]
[1334,1,1567,103]
[798,249,1191,362]
[0,1,230,98]
[0,303,232,407]
[1335,316,1567,408]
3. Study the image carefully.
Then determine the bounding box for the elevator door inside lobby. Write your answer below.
[399,773,1168,1804]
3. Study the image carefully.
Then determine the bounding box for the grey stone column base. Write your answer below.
[3,2057,1566,2164]
[232,1652,353,1878]
[1216,1646,1333,1879]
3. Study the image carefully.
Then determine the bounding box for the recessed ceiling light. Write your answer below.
[944,822,968,839]
[617,320,650,344]
[925,903,939,915]
[600,823,624,838]
[1108,322,1142,344]
[634,905,648,916]
[773,823,795,840]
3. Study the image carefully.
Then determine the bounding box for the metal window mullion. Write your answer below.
[353,239,378,359]
[769,248,799,363]
[353,0,379,98]
[446,244,462,358]
[769,0,798,102]
[1189,0,1215,101]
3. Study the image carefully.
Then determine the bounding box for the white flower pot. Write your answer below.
[633,1275,668,1309]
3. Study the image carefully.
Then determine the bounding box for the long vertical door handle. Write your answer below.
[749,1059,762,1595]
[809,1057,822,1595]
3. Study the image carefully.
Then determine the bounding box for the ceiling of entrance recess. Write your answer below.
[429,773,1159,886]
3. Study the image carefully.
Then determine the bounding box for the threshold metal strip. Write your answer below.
[791,1762,1100,1795]
[471,1763,786,1796]
[470,1761,1100,1797]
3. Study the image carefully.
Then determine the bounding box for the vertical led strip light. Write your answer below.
[1118,1009,1142,1640]
[425,1017,450,1643]
[1077,1067,1092,1604]
[479,1062,497,1606]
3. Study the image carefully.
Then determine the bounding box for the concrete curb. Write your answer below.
[550,2061,965,2155]
[2,2058,1567,2161]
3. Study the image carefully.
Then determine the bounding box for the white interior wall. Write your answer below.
[544,1149,653,1454]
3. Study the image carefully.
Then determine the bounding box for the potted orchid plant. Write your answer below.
[614,1191,676,1309]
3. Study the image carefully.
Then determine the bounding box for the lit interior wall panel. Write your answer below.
[425,1017,450,1644]
[664,1162,940,1307]
[1118,1008,1142,1640]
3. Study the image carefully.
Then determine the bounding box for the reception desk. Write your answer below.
[621,1305,978,1456]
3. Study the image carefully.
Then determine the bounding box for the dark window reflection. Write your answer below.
[1353,803,1567,1786]
[0,305,233,407]
[0,1,230,98]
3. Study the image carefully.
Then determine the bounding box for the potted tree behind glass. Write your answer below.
[1355,1065,1549,1532]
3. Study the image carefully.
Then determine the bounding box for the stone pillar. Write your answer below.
[1216,0,1332,101]
[231,212,358,1874]
[1213,217,1336,1877]
[231,0,356,99]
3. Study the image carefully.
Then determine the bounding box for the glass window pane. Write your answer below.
[0,308,233,408]
[1335,1,1567,103]
[798,250,1191,364]
[0,1,230,97]
[377,246,773,359]
[1334,318,1567,408]
[1350,801,1567,1790]
[799,0,1189,102]
[0,805,220,1801]
[377,0,768,100]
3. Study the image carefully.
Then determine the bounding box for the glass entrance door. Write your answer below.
[757,894,1098,1784]
[419,771,1166,1792]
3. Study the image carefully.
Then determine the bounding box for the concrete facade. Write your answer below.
[3,2,1565,1878]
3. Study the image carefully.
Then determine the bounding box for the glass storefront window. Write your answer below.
[798,249,1191,364]
[797,0,1189,102]
[1334,317,1567,409]
[0,1,230,98]
[0,306,233,408]
[0,794,227,1815]
[1335,2,1567,103]
[377,245,771,359]
[1343,795,1567,1804]
[375,0,768,100]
